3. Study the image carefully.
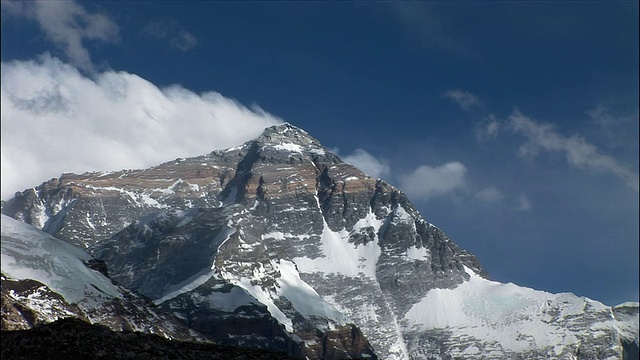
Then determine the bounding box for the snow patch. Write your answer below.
[293,216,381,279]
[273,143,303,153]
[34,202,49,229]
[84,185,168,209]
[293,201,384,279]
[225,144,245,152]
[393,206,413,225]
[85,212,96,230]
[277,260,346,323]
[262,231,286,241]
[406,245,429,261]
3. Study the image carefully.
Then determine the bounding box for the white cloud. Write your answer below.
[0,55,282,199]
[3,0,119,72]
[444,89,483,110]
[341,149,390,179]
[508,109,639,192]
[398,162,467,201]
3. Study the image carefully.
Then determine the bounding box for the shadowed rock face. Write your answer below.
[2,123,637,359]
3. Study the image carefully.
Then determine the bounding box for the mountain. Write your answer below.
[2,123,638,359]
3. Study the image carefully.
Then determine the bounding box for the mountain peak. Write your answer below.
[252,122,330,158]
[259,122,315,143]
[264,122,305,135]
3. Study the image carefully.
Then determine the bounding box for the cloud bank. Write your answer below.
[0,55,282,199]
[398,162,468,200]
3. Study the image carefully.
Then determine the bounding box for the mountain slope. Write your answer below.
[2,123,638,359]
[1,215,202,341]
[403,266,639,358]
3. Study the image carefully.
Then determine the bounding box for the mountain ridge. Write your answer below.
[2,123,638,359]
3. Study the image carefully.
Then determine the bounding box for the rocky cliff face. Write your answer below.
[2,123,638,359]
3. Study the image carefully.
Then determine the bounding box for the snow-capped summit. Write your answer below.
[2,123,638,359]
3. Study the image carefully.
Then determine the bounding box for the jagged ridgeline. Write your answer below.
[2,123,638,359]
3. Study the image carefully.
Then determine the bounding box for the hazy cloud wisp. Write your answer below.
[466,93,639,193]
[514,194,533,212]
[341,149,391,179]
[2,0,119,72]
[141,20,198,52]
[444,89,483,111]
[508,109,639,192]
[385,2,471,56]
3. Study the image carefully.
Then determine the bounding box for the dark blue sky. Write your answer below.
[1,1,638,305]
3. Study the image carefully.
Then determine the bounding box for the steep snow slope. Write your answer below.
[2,214,122,304]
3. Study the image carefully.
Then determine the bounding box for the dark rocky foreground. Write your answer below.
[1,317,295,360]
